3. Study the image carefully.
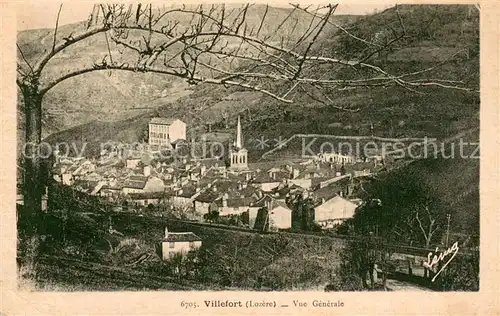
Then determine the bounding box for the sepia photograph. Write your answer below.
[14,2,480,294]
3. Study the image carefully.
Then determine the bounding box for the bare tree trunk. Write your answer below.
[369,263,375,289]
[424,238,431,279]
[20,82,44,267]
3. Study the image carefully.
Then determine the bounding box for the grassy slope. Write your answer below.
[30,210,343,291]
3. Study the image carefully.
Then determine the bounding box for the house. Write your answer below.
[317,152,355,165]
[100,186,123,199]
[314,194,358,228]
[121,175,166,195]
[72,160,97,178]
[54,163,79,186]
[251,195,292,230]
[90,181,106,196]
[313,174,351,189]
[128,192,166,207]
[295,162,338,180]
[171,139,186,150]
[126,158,141,169]
[274,182,304,196]
[122,175,148,194]
[148,118,186,146]
[161,227,202,261]
[169,184,201,210]
[143,176,165,192]
[251,172,286,192]
[62,171,74,186]
[215,194,257,216]
[193,190,220,215]
[268,202,293,230]
[288,178,312,189]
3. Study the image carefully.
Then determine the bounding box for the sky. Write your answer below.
[17,1,397,31]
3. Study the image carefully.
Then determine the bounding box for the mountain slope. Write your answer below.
[17,5,358,137]
[44,5,479,148]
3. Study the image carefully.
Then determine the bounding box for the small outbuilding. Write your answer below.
[161,227,202,261]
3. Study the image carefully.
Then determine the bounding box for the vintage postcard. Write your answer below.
[1,0,499,315]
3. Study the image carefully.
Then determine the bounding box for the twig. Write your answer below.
[395,4,407,36]
[104,32,114,65]
[16,43,34,74]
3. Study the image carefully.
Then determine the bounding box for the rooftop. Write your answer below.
[251,195,291,210]
[195,190,220,203]
[176,184,198,198]
[252,171,290,184]
[122,176,148,189]
[128,192,166,200]
[312,184,342,202]
[163,232,202,242]
[149,117,182,125]
[215,196,257,208]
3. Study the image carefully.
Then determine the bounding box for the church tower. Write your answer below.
[229,116,248,170]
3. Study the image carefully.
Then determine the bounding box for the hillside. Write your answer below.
[43,5,479,150]
[386,128,479,237]
[17,4,358,137]
[25,206,344,291]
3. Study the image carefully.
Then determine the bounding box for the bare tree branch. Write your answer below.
[256,4,268,37]
[291,3,382,48]
[293,4,337,80]
[34,25,110,74]
[395,4,407,36]
[17,44,34,74]
[52,4,63,52]
[415,211,429,243]
[22,3,478,109]
[40,63,294,103]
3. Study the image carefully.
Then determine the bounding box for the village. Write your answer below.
[39,116,392,260]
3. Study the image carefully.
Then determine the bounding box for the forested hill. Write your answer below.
[44,4,479,149]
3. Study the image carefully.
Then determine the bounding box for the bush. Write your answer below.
[336,222,350,235]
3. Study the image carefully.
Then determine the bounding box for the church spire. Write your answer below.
[236,116,242,149]
[229,115,248,171]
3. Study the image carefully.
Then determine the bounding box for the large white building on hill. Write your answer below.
[148,118,186,146]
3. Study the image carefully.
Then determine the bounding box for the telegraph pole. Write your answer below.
[445,213,451,247]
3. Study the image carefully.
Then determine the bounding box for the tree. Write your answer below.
[352,169,446,247]
[253,207,270,232]
[146,203,155,212]
[139,126,149,143]
[435,250,479,291]
[203,210,219,223]
[336,235,379,290]
[17,3,478,266]
[290,193,317,231]
[351,168,449,280]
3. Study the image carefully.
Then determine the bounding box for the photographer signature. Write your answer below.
[422,241,459,282]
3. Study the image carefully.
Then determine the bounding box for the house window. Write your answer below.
[189,241,195,249]
[169,242,175,248]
